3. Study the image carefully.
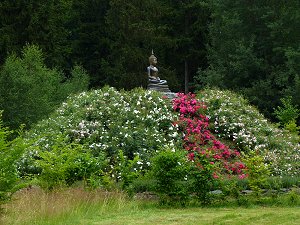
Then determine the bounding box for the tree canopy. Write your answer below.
[196,0,300,118]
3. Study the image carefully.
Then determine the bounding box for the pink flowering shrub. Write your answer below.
[173,93,207,117]
[173,93,247,179]
[147,93,249,205]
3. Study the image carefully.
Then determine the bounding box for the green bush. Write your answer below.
[111,150,141,191]
[243,151,270,196]
[150,147,220,206]
[273,96,300,134]
[150,148,190,205]
[274,96,299,126]
[35,138,105,190]
[283,120,300,135]
[0,112,25,204]
[189,151,219,205]
[129,175,156,194]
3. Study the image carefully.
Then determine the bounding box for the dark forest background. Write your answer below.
[0,0,299,129]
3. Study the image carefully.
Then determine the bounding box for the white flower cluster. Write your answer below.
[20,87,180,179]
[200,88,300,177]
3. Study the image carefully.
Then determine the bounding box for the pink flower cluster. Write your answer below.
[173,93,247,179]
[173,93,207,117]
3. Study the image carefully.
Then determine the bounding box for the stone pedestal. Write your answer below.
[147,83,171,92]
[147,82,177,99]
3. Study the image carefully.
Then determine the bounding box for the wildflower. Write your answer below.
[212,172,219,179]
[238,174,247,179]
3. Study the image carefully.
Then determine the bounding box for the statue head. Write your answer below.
[149,50,157,66]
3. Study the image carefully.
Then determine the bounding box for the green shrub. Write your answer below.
[220,179,243,203]
[129,175,156,194]
[35,137,105,190]
[284,189,300,206]
[189,151,219,205]
[273,96,300,135]
[0,112,25,204]
[111,150,141,191]
[151,148,190,205]
[274,96,299,127]
[150,148,220,206]
[243,151,270,196]
[283,120,300,135]
[61,65,90,99]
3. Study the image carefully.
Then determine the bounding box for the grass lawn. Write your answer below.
[1,187,299,225]
[79,207,300,225]
[3,205,300,225]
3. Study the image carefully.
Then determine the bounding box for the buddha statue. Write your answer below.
[147,50,167,85]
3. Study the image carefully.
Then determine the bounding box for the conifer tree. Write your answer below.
[197,0,300,118]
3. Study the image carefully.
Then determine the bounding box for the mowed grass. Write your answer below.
[90,207,300,225]
[1,187,299,225]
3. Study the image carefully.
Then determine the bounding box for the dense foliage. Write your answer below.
[0,1,300,208]
[0,45,89,129]
[0,112,25,203]
[197,0,300,120]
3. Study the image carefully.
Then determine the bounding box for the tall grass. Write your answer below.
[1,187,139,225]
[1,186,299,225]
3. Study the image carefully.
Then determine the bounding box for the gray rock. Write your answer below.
[210,190,223,195]
[241,190,253,195]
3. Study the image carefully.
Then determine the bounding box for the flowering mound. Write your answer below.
[199,88,300,176]
[173,93,247,179]
[19,87,297,191]
[19,86,180,175]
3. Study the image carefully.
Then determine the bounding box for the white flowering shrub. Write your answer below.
[198,88,300,177]
[18,86,180,183]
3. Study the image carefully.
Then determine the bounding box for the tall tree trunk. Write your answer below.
[184,8,190,94]
[185,59,189,94]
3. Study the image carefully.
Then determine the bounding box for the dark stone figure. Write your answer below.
[147,51,171,93]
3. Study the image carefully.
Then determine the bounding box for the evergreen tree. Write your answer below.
[161,0,210,92]
[196,0,300,118]
[69,0,109,87]
[0,0,74,70]
[0,45,89,129]
[0,1,31,64]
